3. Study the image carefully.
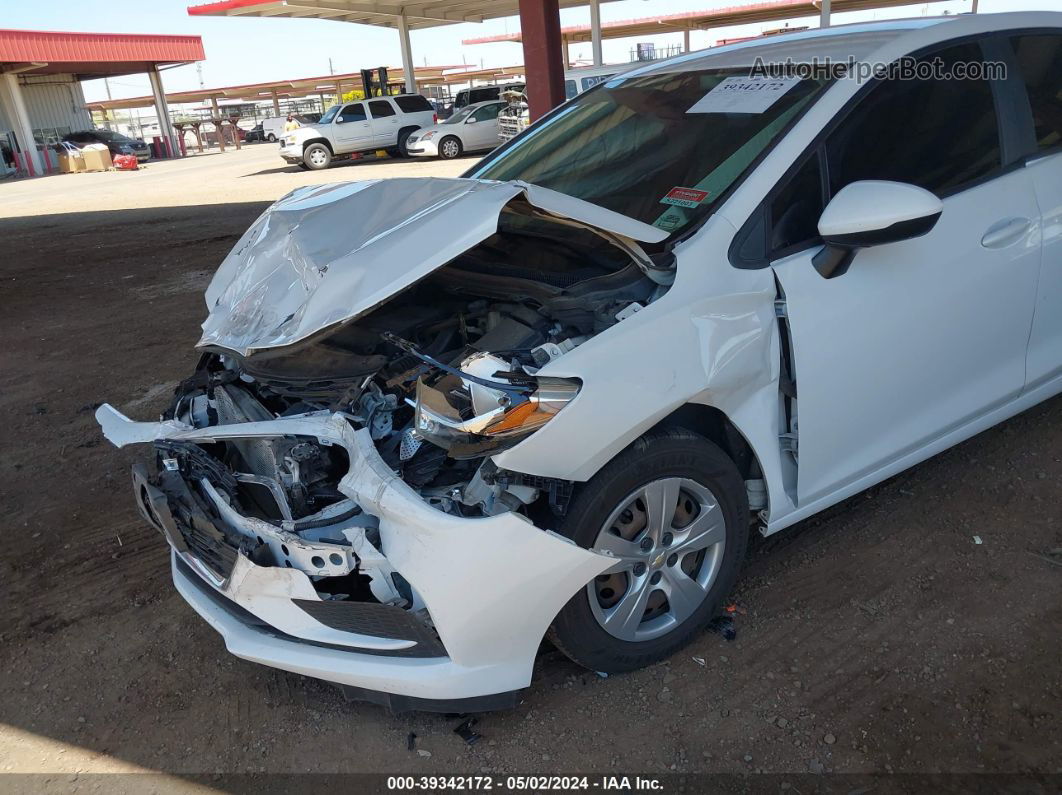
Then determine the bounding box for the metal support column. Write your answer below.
[519,0,566,121]
[590,0,603,66]
[397,13,416,93]
[820,0,831,28]
[271,89,281,115]
[0,72,43,175]
[684,29,691,53]
[148,65,178,158]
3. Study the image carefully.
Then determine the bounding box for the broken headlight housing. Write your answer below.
[412,351,580,459]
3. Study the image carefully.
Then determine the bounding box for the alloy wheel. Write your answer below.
[441,138,460,158]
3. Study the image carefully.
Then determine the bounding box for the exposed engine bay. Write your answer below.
[157,206,672,583]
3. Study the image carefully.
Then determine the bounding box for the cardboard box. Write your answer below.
[80,143,112,172]
[58,145,85,174]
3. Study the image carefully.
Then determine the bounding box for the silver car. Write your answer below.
[407,100,507,159]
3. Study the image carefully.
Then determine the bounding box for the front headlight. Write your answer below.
[413,352,580,458]
[420,131,437,141]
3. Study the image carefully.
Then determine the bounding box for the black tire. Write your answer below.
[438,135,463,160]
[396,128,415,158]
[302,142,332,170]
[267,133,277,142]
[548,428,748,674]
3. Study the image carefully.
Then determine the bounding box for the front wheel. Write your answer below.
[438,135,463,160]
[548,428,748,674]
[302,143,332,170]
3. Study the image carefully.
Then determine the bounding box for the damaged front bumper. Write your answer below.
[98,405,612,710]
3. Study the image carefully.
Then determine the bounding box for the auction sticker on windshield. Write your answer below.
[687,76,801,114]
[661,187,710,209]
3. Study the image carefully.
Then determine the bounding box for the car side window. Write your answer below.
[768,150,826,256]
[1010,34,1062,154]
[368,100,396,118]
[472,104,503,122]
[826,43,1002,196]
[340,103,366,123]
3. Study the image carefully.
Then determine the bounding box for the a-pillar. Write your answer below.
[147,65,178,157]
[519,0,566,121]
[397,13,416,93]
[0,72,43,175]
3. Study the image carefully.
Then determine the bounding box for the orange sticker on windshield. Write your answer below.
[661,187,709,208]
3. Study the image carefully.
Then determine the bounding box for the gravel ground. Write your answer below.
[1,144,1060,786]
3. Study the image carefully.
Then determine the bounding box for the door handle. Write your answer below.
[981,217,1032,249]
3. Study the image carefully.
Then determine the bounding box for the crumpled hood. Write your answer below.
[198,177,669,357]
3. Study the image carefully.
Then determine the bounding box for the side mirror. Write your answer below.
[813,180,943,279]
[465,116,478,124]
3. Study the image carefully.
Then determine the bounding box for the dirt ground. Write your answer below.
[1,144,1060,787]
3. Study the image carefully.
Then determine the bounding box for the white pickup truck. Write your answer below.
[279,94,437,170]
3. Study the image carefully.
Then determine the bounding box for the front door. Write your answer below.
[771,42,1042,505]
[333,102,372,152]
[463,103,504,151]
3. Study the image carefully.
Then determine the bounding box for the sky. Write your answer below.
[5,0,1062,104]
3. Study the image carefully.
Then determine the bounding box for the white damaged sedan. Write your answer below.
[98,12,1062,711]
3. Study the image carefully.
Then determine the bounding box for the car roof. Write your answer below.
[630,11,1062,75]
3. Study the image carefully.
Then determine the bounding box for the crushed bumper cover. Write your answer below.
[98,405,612,706]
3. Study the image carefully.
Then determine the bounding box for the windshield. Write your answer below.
[443,106,475,125]
[470,68,831,236]
[319,105,341,124]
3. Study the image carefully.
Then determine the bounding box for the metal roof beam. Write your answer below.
[280,1,486,23]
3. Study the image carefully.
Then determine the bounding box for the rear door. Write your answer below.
[770,41,1042,505]
[368,99,399,147]
[1009,32,1062,390]
[332,102,372,152]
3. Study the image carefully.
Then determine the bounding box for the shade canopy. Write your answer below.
[0,28,204,78]
[187,0,620,30]
[462,0,953,45]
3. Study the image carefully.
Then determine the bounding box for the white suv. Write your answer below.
[99,12,1062,712]
[279,94,436,169]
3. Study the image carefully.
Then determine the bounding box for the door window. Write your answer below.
[826,43,1002,196]
[1010,34,1062,153]
[338,103,366,123]
[471,103,503,122]
[368,100,396,119]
